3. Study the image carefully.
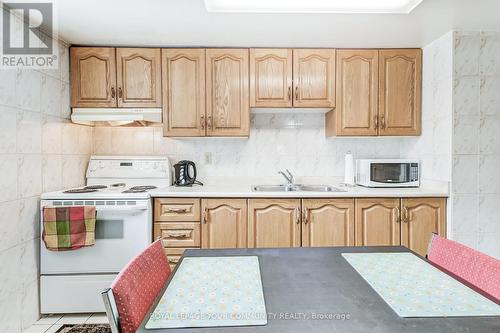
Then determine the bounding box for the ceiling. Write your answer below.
[58,0,500,48]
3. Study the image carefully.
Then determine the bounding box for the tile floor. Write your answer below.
[23,313,109,333]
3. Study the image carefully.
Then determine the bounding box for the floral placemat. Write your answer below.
[342,252,500,317]
[146,256,267,329]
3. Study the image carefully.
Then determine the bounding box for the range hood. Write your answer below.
[71,108,162,126]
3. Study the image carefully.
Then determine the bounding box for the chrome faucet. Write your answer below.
[278,169,294,187]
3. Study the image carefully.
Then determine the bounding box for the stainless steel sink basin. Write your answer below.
[252,184,346,192]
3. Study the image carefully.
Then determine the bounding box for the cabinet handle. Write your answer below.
[303,208,309,224]
[169,258,180,264]
[207,116,213,130]
[380,116,386,129]
[295,207,300,224]
[395,207,401,223]
[118,87,123,99]
[403,206,409,223]
[166,207,189,214]
[374,115,379,129]
[201,115,205,130]
[203,207,208,224]
[110,87,116,99]
[288,86,292,100]
[295,86,299,101]
[167,231,190,239]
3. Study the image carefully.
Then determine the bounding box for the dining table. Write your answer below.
[137,246,500,333]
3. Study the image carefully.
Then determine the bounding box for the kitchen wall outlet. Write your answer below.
[204,152,213,165]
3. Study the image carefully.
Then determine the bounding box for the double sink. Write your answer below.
[252,184,346,192]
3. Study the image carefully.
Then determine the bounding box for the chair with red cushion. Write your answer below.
[427,233,500,302]
[102,240,171,333]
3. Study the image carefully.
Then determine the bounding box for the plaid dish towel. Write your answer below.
[42,206,97,251]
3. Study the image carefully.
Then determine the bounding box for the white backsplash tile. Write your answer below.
[40,75,62,117]
[16,111,42,154]
[0,155,19,203]
[479,32,500,75]
[478,154,500,193]
[17,155,43,198]
[452,155,478,194]
[454,32,480,76]
[41,116,62,154]
[0,105,18,153]
[479,76,500,115]
[479,115,500,154]
[453,76,480,115]
[453,115,479,154]
[15,70,41,112]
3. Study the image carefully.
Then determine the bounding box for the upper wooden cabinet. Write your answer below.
[326,48,421,137]
[379,49,422,136]
[355,198,401,246]
[201,199,247,249]
[302,199,354,247]
[162,49,206,137]
[116,48,162,108]
[401,198,446,256]
[70,47,117,108]
[248,199,301,248]
[327,50,378,136]
[250,49,293,108]
[250,48,335,108]
[70,47,161,108]
[293,49,336,108]
[206,49,250,137]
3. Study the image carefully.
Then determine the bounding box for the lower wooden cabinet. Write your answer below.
[201,199,247,249]
[401,198,446,256]
[355,198,401,246]
[154,197,446,258]
[302,199,355,247]
[355,198,446,256]
[248,199,301,248]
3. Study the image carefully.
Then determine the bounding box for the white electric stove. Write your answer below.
[40,155,171,314]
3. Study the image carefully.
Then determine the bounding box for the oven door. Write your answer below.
[40,200,152,275]
[370,163,413,185]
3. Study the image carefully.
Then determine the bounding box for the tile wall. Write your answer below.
[93,115,403,182]
[452,31,500,257]
[0,9,93,332]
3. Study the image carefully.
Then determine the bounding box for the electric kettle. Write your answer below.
[173,160,203,186]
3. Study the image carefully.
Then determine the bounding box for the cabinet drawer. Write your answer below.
[154,222,200,247]
[155,198,201,222]
[163,247,198,270]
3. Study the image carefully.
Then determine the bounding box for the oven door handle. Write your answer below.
[95,206,149,212]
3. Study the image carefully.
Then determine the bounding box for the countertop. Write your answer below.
[149,178,449,198]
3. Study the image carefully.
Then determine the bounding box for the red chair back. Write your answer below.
[110,240,171,333]
[428,234,500,302]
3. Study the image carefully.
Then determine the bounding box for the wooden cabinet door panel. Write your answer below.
[206,49,249,137]
[248,199,301,248]
[250,49,293,107]
[331,49,378,136]
[302,199,354,247]
[355,198,401,246]
[379,49,422,136]
[162,49,206,137]
[70,47,117,107]
[116,48,162,107]
[201,199,247,249]
[293,49,335,108]
[154,222,201,248]
[401,198,446,256]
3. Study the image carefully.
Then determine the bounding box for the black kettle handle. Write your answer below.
[188,161,197,182]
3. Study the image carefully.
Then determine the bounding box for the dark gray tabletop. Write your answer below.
[138,247,500,333]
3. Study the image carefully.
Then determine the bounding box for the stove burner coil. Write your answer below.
[129,185,157,191]
[84,185,107,190]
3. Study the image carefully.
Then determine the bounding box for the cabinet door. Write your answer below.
[292,49,335,108]
[327,49,378,136]
[302,199,354,247]
[201,199,247,249]
[206,49,250,137]
[401,198,446,256]
[116,48,162,108]
[70,47,117,107]
[248,199,301,248]
[355,198,401,246]
[250,49,293,107]
[162,49,206,137]
[379,49,422,136]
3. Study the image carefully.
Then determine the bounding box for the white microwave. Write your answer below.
[356,159,420,188]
